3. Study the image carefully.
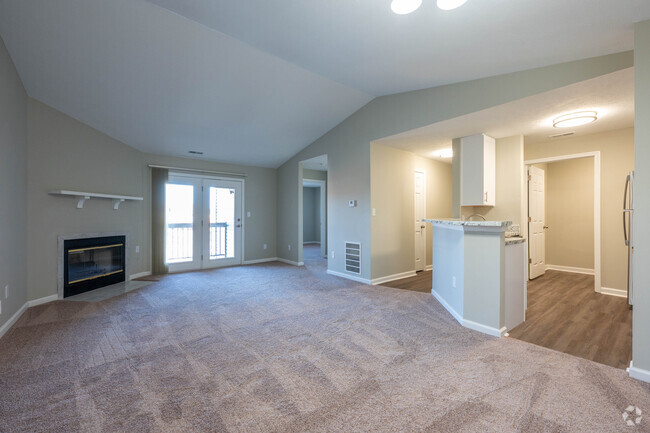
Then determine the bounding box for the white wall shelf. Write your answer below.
[49,190,143,210]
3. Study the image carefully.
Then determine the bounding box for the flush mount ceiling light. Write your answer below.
[436,0,468,10]
[553,111,598,128]
[434,148,453,158]
[391,0,422,14]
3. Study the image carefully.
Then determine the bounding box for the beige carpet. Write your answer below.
[1,245,649,432]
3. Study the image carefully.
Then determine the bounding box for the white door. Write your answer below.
[414,171,426,272]
[528,166,546,279]
[202,179,242,268]
[165,175,243,272]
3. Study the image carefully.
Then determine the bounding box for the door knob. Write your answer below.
[236,224,241,228]
[543,226,549,229]
[420,225,426,229]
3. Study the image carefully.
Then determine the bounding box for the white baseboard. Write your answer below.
[462,319,508,338]
[0,303,28,340]
[545,264,594,275]
[0,293,59,340]
[371,270,416,285]
[326,269,371,285]
[242,257,278,265]
[28,294,59,307]
[628,361,650,383]
[431,288,462,324]
[600,287,627,298]
[425,265,433,271]
[276,258,304,267]
[129,271,152,280]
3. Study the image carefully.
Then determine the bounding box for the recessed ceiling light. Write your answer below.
[553,111,598,128]
[433,148,453,158]
[391,0,422,15]
[437,0,468,10]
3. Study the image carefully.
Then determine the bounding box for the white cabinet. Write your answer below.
[460,134,495,206]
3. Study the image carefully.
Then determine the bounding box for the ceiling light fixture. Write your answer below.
[434,148,453,158]
[391,0,422,14]
[552,111,598,128]
[436,0,468,11]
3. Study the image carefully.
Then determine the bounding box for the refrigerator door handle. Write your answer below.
[624,174,630,246]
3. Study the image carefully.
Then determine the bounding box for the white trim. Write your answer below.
[524,151,601,293]
[129,271,152,280]
[600,287,627,298]
[277,258,304,267]
[431,288,463,324]
[326,269,371,285]
[425,265,433,271]
[462,319,508,338]
[28,294,58,307]
[545,264,594,275]
[371,270,417,285]
[629,361,650,383]
[242,257,278,265]
[0,303,27,340]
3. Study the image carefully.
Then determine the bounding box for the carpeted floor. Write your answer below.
[1,245,649,432]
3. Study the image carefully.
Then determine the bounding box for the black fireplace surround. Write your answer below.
[63,235,126,297]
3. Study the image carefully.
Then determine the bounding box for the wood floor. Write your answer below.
[383,269,632,370]
[509,270,632,369]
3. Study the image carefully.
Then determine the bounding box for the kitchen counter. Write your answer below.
[505,236,526,245]
[423,218,511,228]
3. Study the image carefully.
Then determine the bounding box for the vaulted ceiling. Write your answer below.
[1,0,649,167]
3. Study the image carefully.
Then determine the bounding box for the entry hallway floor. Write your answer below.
[1,255,649,432]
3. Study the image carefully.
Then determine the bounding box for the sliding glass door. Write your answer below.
[165,175,242,272]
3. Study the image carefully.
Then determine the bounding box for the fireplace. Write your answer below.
[63,235,126,297]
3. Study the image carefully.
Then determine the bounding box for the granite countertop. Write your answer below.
[505,236,526,245]
[423,218,512,228]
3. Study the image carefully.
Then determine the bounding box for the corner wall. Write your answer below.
[632,20,650,379]
[0,35,27,332]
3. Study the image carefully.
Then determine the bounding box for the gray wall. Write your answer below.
[634,20,650,375]
[302,186,320,242]
[0,35,28,330]
[277,52,632,281]
[26,98,278,301]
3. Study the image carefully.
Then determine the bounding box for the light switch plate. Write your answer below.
[349,200,357,207]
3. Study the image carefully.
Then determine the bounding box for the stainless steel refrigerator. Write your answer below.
[624,171,634,307]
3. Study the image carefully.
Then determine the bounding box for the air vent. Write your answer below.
[188,150,204,155]
[345,242,361,274]
[548,131,575,139]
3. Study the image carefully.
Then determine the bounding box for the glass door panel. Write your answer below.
[165,176,202,272]
[203,179,242,268]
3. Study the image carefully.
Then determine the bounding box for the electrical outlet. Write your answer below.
[263,243,267,250]
[247,211,251,218]
[135,245,140,253]
[4,285,8,299]
[288,244,291,251]
[0,300,2,315]
[452,276,456,288]
[372,208,376,216]
[331,251,335,259]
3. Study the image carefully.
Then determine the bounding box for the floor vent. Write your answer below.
[345,242,361,274]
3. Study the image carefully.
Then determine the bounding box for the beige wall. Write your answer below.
[458,135,525,228]
[525,127,634,292]
[633,20,650,374]
[545,158,595,270]
[26,98,278,301]
[303,169,327,181]
[370,143,452,280]
[0,35,28,331]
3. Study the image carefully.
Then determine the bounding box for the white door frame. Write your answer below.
[523,152,601,292]
[303,178,327,258]
[167,172,245,271]
[414,170,427,272]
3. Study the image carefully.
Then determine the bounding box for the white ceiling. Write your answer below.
[376,68,635,162]
[0,0,648,167]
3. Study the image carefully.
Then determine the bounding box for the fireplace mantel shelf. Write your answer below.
[49,190,144,210]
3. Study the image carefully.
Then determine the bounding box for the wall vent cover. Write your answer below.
[345,242,361,274]
[549,131,575,139]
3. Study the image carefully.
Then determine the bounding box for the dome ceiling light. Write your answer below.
[436,0,468,11]
[391,0,468,14]
[553,111,598,128]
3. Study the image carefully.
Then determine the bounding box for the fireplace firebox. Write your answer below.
[63,235,126,297]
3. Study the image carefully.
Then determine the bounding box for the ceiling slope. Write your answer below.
[146,0,650,95]
[0,0,372,167]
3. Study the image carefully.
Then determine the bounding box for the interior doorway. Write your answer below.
[165,173,243,272]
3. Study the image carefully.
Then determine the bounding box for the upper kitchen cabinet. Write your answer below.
[461,134,496,206]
